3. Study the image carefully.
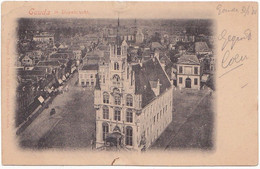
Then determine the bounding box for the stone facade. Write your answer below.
[176,55,201,90]
[94,38,173,151]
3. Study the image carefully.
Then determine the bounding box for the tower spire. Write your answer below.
[116,16,120,46]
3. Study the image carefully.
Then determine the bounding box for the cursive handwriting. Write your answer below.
[218,28,251,78]
[217,4,257,16]
[221,50,247,69]
[218,29,251,51]
[217,4,239,15]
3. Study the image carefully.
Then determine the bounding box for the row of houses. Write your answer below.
[16,50,77,127]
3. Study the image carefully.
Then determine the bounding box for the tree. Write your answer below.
[169,50,179,63]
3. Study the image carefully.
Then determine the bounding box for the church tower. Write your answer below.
[109,17,128,92]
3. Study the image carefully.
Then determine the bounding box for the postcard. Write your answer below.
[1,1,258,165]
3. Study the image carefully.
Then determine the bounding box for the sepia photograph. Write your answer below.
[15,18,215,151]
[2,1,257,166]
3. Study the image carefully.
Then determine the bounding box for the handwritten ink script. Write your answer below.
[218,29,251,78]
[28,8,89,16]
[217,4,257,16]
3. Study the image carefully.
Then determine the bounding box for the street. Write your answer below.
[19,72,96,149]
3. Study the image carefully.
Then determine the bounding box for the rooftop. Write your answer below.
[82,64,99,70]
[132,57,172,108]
[37,60,61,67]
[177,54,200,65]
[195,42,211,53]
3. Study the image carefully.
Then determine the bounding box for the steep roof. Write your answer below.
[177,55,200,65]
[151,42,162,49]
[82,64,99,70]
[132,58,171,108]
[195,42,211,53]
[17,70,46,77]
[37,60,61,67]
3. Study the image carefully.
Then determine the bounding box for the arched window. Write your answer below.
[126,109,133,123]
[103,106,109,119]
[125,126,133,146]
[102,122,109,141]
[114,107,121,121]
[114,94,121,105]
[126,94,133,107]
[114,62,119,70]
[113,88,120,93]
[103,92,109,104]
[113,74,120,82]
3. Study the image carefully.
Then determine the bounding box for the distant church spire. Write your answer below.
[116,17,120,46]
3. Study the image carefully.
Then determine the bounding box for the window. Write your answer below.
[103,75,105,83]
[179,66,183,73]
[113,74,120,82]
[81,81,84,86]
[154,116,156,124]
[102,122,109,141]
[114,62,119,70]
[157,113,159,122]
[103,106,109,119]
[114,94,121,105]
[126,126,133,146]
[126,94,133,106]
[103,92,109,104]
[194,67,198,75]
[90,74,93,78]
[114,108,121,121]
[126,109,133,123]
[91,81,94,86]
[179,77,183,84]
[194,78,198,85]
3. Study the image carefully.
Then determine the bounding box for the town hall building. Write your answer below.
[94,19,173,151]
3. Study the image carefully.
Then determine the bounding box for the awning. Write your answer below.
[71,67,76,73]
[58,79,63,84]
[47,88,53,93]
[106,132,122,144]
[38,96,44,103]
[62,75,66,81]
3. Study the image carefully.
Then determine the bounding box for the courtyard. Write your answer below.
[151,87,214,150]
